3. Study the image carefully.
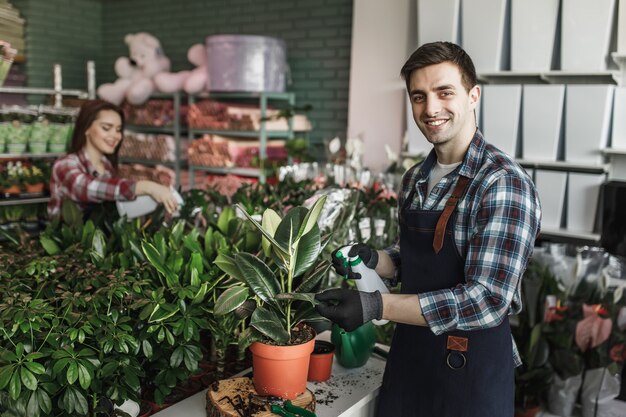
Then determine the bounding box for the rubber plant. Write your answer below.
[213,194,330,345]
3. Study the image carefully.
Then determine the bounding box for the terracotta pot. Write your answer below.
[3,185,21,194]
[514,405,541,417]
[25,182,44,193]
[307,340,334,382]
[250,328,316,399]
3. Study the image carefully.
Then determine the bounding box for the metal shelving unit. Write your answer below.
[1,78,86,211]
[0,196,50,207]
[120,92,184,188]
[187,91,296,186]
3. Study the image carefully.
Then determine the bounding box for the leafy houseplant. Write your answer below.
[213,195,330,398]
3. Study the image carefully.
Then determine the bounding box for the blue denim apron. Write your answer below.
[376,176,514,417]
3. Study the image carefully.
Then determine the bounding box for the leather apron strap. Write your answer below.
[432,176,470,254]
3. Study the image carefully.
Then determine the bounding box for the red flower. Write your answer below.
[609,344,626,363]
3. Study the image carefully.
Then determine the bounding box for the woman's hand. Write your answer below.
[136,180,179,214]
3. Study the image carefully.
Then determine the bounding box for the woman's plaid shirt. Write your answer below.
[47,148,136,219]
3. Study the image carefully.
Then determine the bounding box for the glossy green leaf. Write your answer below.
[27,390,40,417]
[293,224,321,278]
[142,340,153,358]
[71,386,88,415]
[183,233,203,254]
[274,207,306,253]
[52,358,70,376]
[0,365,15,390]
[214,286,249,315]
[235,253,280,303]
[149,304,179,323]
[293,303,326,327]
[170,346,183,368]
[203,228,215,260]
[191,282,208,305]
[251,306,289,344]
[80,220,95,247]
[261,208,282,257]
[91,229,107,260]
[123,366,140,390]
[20,367,37,391]
[66,362,78,385]
[214,253,247,284]
[190,252,203,275]
[77,364,91,390]
[9,371,20,400]
[217,206,235,235]
[36,389,52,415]
[143,241,178,286]
[295,262,331,294]
[275,293,318,305]
[165,328,175,345]
[170,220,185,244]
[297,195,326,240]
[61,199,83,230]
[170,253,184,275]
[39,236,60,255]
[236,204,288,257]
[238,327,263,351]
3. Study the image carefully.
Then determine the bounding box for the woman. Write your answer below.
[48,99,179,219]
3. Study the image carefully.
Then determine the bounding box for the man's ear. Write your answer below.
[469,84,481,110]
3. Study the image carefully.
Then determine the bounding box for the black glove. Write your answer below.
[315,288,383,332]
[331,243,379,280]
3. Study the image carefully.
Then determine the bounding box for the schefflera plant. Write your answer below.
[213,195,330,345]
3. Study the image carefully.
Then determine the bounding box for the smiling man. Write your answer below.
[315,42,542,416]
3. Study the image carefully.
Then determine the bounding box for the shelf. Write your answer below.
[0,152,64,159]
[125,125,184,134]
[118,157,183,168]
[188,165,261,177]
[191,91,296,101]
[517,159,609,174]
[539,228,601,244]
[477,70,619,85]
[188,128,292,139]
[0,196,50,207]
[602,148,626,156]
[0,86,88,98]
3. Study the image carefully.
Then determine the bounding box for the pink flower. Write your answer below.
[575,304,613,352]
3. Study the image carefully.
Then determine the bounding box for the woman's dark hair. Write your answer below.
[68,99,125,168]
[400,41,478,93]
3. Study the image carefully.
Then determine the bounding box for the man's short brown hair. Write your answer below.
[400,42,478,93]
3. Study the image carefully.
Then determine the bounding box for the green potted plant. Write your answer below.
[213,195,330,399]
[22,162,46,194]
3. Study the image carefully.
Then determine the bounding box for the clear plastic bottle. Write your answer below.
[336,246,390,326]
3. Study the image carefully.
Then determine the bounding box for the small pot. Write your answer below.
[514,405,541,417]
[25,182,44,193]
[308,340,334,382]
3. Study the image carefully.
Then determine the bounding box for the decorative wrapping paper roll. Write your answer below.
[205,35,287,93]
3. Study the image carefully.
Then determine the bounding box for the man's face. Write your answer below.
[408,62,480,148]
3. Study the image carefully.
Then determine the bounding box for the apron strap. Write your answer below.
[433,175,471,254]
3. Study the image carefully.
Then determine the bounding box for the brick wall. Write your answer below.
[12,0,353,152]
[11,0,102,95]
[101,0,353,153]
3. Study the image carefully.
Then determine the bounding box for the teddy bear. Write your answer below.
[153,43,209,95]
[97,32,171,105]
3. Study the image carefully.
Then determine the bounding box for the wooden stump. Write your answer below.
[206,377,315,417]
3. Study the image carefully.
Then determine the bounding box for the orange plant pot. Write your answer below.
[307,340,334,382]
[250,331,315,399]
[3,185,21,194]
[25,182,45,193]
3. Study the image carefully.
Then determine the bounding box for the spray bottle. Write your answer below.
[335,246,389,326]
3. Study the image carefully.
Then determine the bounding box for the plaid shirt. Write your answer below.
[47,149,136,219]
[384,130,541,366]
